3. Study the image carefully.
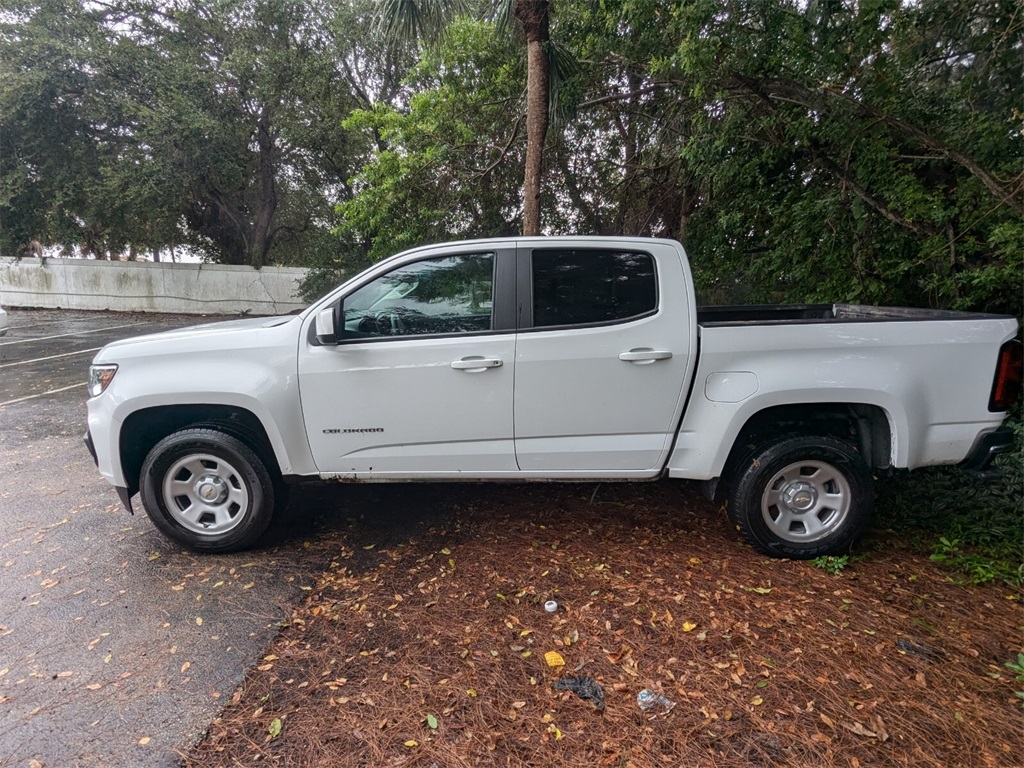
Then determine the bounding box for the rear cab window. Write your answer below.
[530,249,657,328]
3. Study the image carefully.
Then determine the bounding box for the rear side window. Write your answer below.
[531,249,656,328]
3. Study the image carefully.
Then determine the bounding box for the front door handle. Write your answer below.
[619,349,673,364]
[451,357,503,371]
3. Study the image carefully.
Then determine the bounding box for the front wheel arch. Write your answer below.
[120,405,283,497]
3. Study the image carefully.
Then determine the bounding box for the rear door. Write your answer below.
[513,242,695,474]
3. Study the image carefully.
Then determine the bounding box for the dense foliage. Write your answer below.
[876,412,1023,585]
[1,0,405,265]
[2,0,1018,314]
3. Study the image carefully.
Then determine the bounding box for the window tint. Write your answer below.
[344,253,494,338]
[532,249,656,328]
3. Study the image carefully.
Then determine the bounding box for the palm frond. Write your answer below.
[377,0,467,45]
[485,0,516,36]
[546,38,582,126]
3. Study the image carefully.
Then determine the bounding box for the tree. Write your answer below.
[335,19,525,261]
[0,0,397,267]
[670,0,1023,313]
[0,0,181,258]
[379,0,555,236]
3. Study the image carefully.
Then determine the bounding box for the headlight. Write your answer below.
[87,364,118,397]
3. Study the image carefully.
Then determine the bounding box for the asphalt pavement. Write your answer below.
[0,308,337,766]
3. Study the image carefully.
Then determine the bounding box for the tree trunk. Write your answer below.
[251,111,278,268]
[617,70,642,235]
[514,1,550,236]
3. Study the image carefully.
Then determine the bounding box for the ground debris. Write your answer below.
[553,676,605,710]
[181,483,1024,768]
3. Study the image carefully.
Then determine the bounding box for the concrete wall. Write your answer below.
[0,257,309,316]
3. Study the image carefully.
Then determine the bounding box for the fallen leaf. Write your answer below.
[545,651,565,668]
[268,718,282,738]
[426,714,438,729]
[842,721,879,739]
[195,617,203,626]
[870,715,890,742]
[404,740,418,748]
[138,737,151,745]
[682,622,697,632]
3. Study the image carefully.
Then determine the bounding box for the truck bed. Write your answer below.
[697,303,1010,327]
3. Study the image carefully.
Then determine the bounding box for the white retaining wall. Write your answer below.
[0,257,309,316]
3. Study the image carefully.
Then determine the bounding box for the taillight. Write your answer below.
[989,340,1023,411]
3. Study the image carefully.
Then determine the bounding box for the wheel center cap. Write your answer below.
[195,474,227,504]
[782,481,817,512]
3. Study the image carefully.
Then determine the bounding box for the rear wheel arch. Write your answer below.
[725,403,891,473]
[701,402,891,504]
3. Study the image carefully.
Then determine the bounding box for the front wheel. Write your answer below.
[725,436,873,559]
[140,428,276,553]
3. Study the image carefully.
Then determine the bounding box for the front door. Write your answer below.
[299,247,518,476]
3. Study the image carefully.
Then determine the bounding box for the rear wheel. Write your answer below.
[140,428,276,552]
[725,435,873,559]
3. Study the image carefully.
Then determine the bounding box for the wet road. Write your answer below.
[0,309,333,766]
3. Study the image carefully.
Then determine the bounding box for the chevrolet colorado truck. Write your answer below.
[84,237,1022,557]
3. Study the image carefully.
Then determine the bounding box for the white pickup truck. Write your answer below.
[85,237,1021,558]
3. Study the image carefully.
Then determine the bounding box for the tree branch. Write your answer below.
[814,155,939,237]
[472,114,525,180]
[578,84,667,111]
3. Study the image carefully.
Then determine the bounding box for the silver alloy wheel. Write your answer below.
[760,459,851,543]
[161,452,249,535]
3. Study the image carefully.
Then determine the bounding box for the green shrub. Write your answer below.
[875,412,1023,585]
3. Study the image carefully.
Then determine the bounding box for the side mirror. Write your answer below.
[315,304,341,345]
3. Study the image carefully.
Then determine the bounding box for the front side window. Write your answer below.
[343,253,494,338]
[532,249,656,328]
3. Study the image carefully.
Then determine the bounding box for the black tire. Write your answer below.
[725,435,873,559]
[140,428,276,553]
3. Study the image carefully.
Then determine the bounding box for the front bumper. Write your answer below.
[84,429,134,513]
[84,430,98,465]
[959,426,1014,476]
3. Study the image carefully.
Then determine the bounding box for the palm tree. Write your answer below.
[380,0,551,236]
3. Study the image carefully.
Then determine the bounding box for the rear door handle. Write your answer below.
[451,357,503,371]
[619,349,673,364]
